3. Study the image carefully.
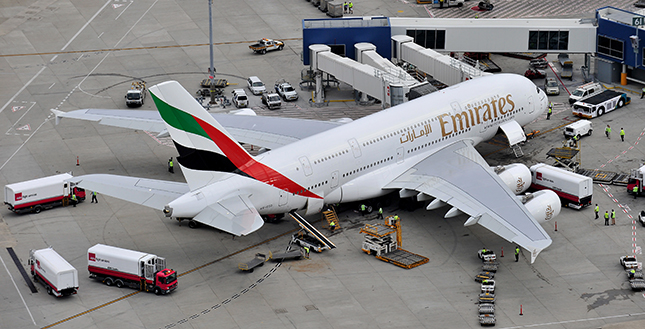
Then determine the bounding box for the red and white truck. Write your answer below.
[530,163,593,209]
[88,244,177,295]
[4,173,86,214]
[28,247,79,297]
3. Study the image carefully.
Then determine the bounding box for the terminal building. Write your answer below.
[301,6,645,104]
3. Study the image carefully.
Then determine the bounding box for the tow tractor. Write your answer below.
[478,249,497,262]
[125,81,146,107]
[481,279,495,293]
[620,255,639,269]
[628,165,645,198]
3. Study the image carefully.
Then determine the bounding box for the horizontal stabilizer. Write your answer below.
[192,195,264,236]
[289,211,336,249]
[70,174,189,210]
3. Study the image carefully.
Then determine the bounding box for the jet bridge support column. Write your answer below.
[310,44,331,105]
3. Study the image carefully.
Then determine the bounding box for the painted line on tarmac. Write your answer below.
[499,311,645,328]
[0,38,304,58]
[0,254,36,326]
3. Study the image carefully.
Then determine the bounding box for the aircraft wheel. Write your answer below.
[188,220,198,229]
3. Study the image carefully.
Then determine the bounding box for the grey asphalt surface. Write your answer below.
[1,1,645,328]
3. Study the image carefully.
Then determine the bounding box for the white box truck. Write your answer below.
[88,244,177,295]
[4,173,86,214]
[28,247,78,297]
[530,163,592,209]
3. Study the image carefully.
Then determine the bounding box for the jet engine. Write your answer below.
[493,164,531,195]
[517,190,561,224]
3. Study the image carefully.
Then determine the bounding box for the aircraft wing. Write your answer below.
[52,109,343,150]
[384,140,552,263]
[70,174,189,210]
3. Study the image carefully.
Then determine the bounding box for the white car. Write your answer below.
[247,76,266,95]
[274,80,299,101]
[231,89,248,108]
[639,211,645,227]
[261,92,282,110]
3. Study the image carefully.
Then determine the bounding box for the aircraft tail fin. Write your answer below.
[149,81,252,190]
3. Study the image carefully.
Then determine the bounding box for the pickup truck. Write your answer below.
[274,80,298,101]
[249,38,284,54]
[261,92,282,110]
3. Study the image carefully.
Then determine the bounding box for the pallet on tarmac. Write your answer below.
[375,248,429,269]
[479,292,496,304]
[482,262,499,272]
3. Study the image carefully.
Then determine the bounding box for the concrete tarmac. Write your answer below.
[1,1,645,328]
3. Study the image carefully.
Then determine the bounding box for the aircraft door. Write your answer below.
[299,156,313,176]
[396,147,404,164]
[330,171,339,188]
[279,190,288,206]
[527,96,534,114]
[348,138,361,158]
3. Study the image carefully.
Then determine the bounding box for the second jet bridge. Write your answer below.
[309,44,420,107]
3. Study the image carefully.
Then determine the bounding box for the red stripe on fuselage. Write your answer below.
[192,115,322,199]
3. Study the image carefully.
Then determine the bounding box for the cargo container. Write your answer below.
[88,244,177,295]
[29,247,78,297]
[530,163,592,209]
[4,173,85,214]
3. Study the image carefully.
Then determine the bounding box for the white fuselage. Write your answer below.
[170,74,547,217]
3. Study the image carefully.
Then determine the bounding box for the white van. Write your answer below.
[568,82,603,104]
[563,120,593,139]
[232,89,248,108]
[247,76,266,95]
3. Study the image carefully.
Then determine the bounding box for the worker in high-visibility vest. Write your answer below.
[611,209,616,225]
[605,125,611,139]
[630,269,636,279]
[547,102,552,120]
[594,204,599,219]
[377,207,383,219]
[360,204,366,215]
[620,128,625,142]
[71,192,78,207]
[330,221,336,231]
[604,211,610,226]
[304,246,310,259]
[168,157,174,173]
[514,246,520,262]
[634,185,639,199]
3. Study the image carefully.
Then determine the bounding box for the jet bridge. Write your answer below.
[391,35,491,86]
[309,44,417,107]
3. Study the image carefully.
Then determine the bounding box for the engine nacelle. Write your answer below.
[517,190,561,224]
[493,163,531,195]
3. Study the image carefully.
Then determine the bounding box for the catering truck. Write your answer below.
[4,173,85,214]
[87,244,177,295]
[28,247,78,297]
[530,163,592,209]
[571,90,630,119]
[125,81,146,107]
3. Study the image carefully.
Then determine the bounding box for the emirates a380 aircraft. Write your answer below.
[54,73,560,263]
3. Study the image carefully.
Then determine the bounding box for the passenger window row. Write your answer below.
[342,156,394,178]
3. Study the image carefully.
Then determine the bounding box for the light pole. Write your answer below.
[208,0,216,104]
